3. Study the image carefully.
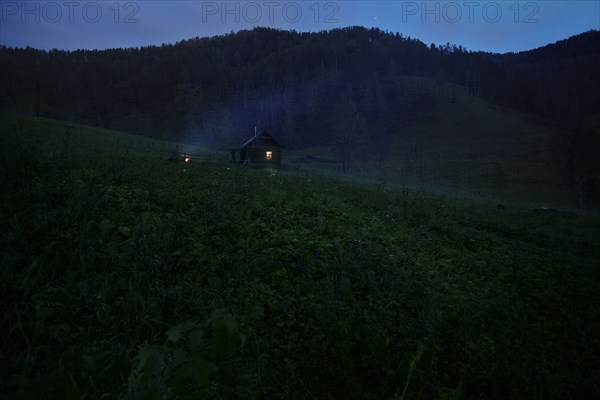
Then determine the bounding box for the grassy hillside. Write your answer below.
[0,113,211,160]
[288,86,566,207]
[1,115,599,399]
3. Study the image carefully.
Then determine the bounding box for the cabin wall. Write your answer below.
[241,146,281,164]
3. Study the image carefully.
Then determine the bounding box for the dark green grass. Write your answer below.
[1,115,599,399]
[0,113,209,160]
[286,92,571,208]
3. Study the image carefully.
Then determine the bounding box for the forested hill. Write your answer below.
[492,30,600,118]
[1,27,599,147]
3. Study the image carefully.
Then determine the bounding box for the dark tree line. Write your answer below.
[491,32,600,204]
[0,27,435,146]
[1,27,599,201]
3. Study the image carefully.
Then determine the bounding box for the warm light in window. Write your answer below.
[266,151,273,160]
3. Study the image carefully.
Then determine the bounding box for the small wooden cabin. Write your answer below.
[239,131,283,165]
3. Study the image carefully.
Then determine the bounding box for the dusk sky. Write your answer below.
[1,1,598,53]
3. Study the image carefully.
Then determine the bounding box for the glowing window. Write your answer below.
[266,151,273,160]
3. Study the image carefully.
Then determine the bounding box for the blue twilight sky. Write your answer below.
[0,1,598,53]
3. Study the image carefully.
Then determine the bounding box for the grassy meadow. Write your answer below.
[1,114,599,399]
[288,91,568,208]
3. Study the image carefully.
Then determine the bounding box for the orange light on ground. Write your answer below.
[184,156,190,163]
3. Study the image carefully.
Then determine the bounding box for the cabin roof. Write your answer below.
[241,131,283,149]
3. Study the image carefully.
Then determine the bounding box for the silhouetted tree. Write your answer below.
[331,90,367,174]
[550,118,600,205]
